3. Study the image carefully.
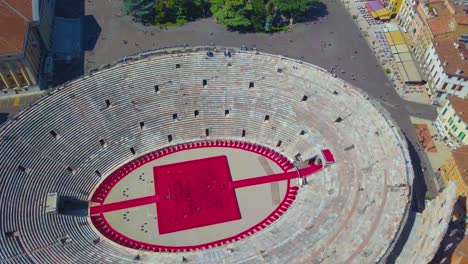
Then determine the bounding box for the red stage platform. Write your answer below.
[153,156,241,234]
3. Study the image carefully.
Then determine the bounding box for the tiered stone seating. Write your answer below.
[0,47,412,263]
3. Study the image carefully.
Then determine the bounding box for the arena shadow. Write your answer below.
[385,135,429,263]
[0,113,9,125]
[430,196,466,263]
[406,135,428,213]
[385,210,417,263]
[58,196,89,217]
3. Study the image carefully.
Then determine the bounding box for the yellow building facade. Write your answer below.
[387,0,404,15]
[438,148,468,197]
[437,146,468,220]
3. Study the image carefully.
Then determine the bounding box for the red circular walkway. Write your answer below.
[90,140,322,252]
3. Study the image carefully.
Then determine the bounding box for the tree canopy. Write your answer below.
[122,0,326,32]
[122,0,156,24]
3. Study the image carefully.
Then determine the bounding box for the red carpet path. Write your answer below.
[90,195,159,215]
[90,164,322,215]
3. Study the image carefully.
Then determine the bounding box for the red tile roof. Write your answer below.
[0,0,32,56]
[3,0,32,20]
[433,38,468,77]
[427,0,467,35]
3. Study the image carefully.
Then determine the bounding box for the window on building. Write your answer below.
[442,107,448,116]
[458,132,466,141]
[448,117,453,125]
[457,86,463,91]
[435,77,440,85]
[441,83,448,90]
[451,84,457,90]
[458,118,462,123]
[452,125,458,132]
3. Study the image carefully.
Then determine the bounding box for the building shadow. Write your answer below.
[55,0,84,18]
[83,15,101,51]
[52,1,101,87]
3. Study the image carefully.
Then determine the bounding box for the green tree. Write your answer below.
[272,0,319,22]
[210,0,253,30]
[250,0,267,32]
[122,0,156,24]
[154,0,211,25]
[183,0,211,20]
[154,0,179,24]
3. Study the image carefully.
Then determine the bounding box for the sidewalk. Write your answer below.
[340,0,428,101]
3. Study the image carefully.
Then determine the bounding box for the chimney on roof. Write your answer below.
[443,61,448,66]
[455,68,462,74]
[444,0,455,14]
[454,42,460,49]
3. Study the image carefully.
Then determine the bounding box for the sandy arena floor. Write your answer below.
[94,147,295,247]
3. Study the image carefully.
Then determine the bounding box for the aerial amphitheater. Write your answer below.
[0,47,414,263]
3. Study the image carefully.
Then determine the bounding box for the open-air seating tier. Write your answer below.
[0,47,412,264]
